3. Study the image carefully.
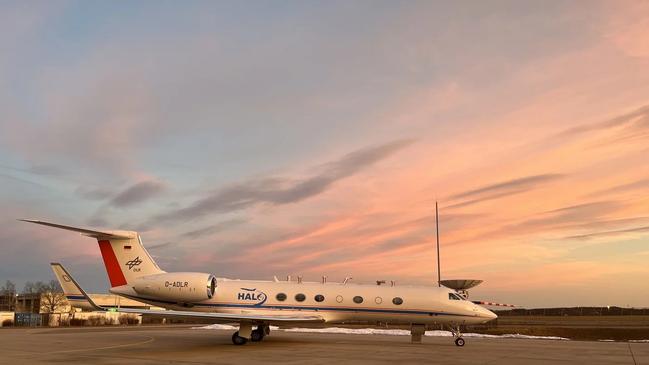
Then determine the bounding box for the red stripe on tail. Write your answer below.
[98,240,127,287]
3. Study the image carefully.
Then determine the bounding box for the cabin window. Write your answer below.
[392,297,403,305]
[336,295,343,303]
[448,293,462,301]
[315,294,325,302]
[295,293,306,302]
[353,296,363,304]
[276,293,287,301]
[375,297,382,304]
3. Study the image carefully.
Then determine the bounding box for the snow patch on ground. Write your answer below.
[282,327,568,340]
[459,333,569,341]
[193,324,279,331]
[283,327,413,336]
[194,325,568,340]
[193,324,238,330]
[629,340,649,343]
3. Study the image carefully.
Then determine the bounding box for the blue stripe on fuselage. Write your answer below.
[117,293,466,317]
[66,295,86,300]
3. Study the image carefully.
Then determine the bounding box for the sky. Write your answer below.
[1,0,648,308]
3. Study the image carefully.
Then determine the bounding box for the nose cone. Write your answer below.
[472,305,497,321]
[482,307,497,320]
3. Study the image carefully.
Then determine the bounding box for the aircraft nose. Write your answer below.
[484,307,497,320]
[474,305,497,320]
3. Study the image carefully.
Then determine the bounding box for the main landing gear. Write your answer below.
[449,325,465,347]
[231,323,270,345]
[232,331,248,345]
[250,324,269,342]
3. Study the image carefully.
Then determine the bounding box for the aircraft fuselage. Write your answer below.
[110,278,496,325]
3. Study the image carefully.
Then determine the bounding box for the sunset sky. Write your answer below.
[1,1,648,307]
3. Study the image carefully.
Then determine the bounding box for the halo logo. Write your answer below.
[125,256,143,271]
[237,288,267,306]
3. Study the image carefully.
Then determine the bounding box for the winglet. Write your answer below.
[50,263,106,312]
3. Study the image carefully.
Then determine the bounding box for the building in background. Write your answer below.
[0,293,16,312]
[4,292,163,327]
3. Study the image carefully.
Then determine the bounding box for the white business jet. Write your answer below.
[24,219,497,346]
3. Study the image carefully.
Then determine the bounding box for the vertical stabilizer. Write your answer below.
[96,234,164,287]
[50,262,102,311]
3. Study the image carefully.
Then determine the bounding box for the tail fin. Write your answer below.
[25,220,164,287]
[50,262,103,311]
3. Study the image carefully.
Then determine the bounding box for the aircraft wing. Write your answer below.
[108,307,324,323]
[51,263,324,324]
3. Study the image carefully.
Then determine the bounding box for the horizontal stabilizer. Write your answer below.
[20,219,134,239]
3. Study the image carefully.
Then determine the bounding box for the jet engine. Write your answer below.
[131,272,217,303]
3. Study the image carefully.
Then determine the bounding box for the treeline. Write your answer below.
[496,307,649,316]
[1,280,62,295]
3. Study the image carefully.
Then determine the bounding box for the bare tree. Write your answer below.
[40,280,66,314]
[1,280,15,295]
[22,281,35,294]
[22,281,48,294]
[0,280,17,311]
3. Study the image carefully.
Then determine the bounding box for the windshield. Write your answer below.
[448,292,464,301]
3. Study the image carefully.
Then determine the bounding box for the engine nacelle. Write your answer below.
[131,272,216,303]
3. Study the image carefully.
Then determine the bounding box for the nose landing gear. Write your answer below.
[448,325,465,347]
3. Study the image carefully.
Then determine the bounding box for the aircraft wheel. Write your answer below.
[262,324,271,336]
[232,331,248,345]
[455,337,465,347]
[250,329,265,342]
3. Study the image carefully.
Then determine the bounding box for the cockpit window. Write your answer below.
[448,293,463,300]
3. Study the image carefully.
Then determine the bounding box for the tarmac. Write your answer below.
[0,325,647,364]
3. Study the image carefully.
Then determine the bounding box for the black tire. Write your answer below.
[455,337,465,347]
[262,324,271,336]
[250,329,265,342]
[232,331,248,345]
